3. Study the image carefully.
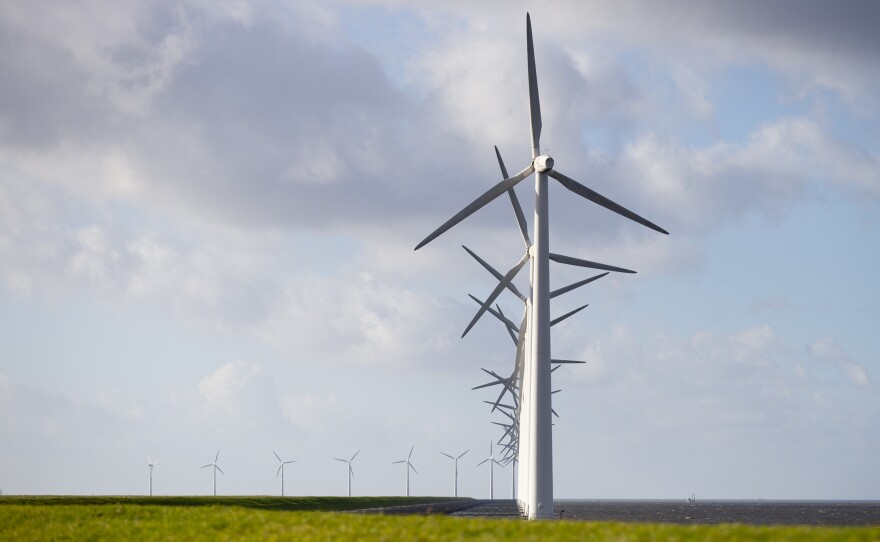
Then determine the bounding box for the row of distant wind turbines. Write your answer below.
[145,444,509,499]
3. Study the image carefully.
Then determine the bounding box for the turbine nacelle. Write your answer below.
[533,155,554,173]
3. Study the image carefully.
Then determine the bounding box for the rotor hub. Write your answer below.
[533,155,554,173]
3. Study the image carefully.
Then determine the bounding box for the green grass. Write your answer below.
[2,496,878,541]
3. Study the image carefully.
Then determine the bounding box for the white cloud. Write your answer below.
[810,337,871,388]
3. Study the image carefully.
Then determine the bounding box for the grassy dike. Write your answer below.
[2,496,878,541]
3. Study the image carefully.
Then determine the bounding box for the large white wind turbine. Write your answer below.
[440,449,469,498]
[414,14,667,519]
[273,451,296,497]
[201,450,225,497]
[391,446,418,497]
[476,442,504,501]
[334,451,359,497]
[147,457,158,497]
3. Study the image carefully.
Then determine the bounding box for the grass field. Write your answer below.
[2,496,878,541]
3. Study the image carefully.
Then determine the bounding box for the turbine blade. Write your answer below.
[273,451,282,463]
[550,272,609,299]
[216,465,225,475]
[462,246,527,302]
[551,359,587,364]
[440,452,454,460]
[477,458,489,466]
[550,304,588,327]
[349,465,354,477]
[462,251,530,338]
[494,305,519,344]
[410,464,418,474]
[552,408,559,418]
[552,389,562,394]
[201,464,212,469]
[526,13,542,152]
[548,169,668,235]
[549,252,636,274]
[458,450,469,459]
[472,380,504,391]
[495,146,531,248]
[408,445,414,460]
[276,465,282,478]
[468,295,520,341]
[392,460,405,465]
[551,364,561,373]
[415,165,535,250]
[351,450,360,462]
[334,458,348,463]
[215,450,220,462]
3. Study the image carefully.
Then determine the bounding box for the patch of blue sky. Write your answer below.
[337,5,441,88]
[0,288,263,396]
[624,194,879,368]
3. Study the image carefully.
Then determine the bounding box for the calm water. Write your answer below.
[454,499,880,525]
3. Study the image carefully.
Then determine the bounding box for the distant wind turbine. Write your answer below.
[334,451,359,497]
[476,442,503,500]
[440,449,469,498]
[391,446,418,497]
[147,457,159,497]
[273,451,296,497]
[201,450,225,496]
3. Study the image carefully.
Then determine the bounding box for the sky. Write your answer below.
[1,0,878,500]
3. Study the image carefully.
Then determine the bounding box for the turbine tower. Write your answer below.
[391,446,418,497]
[414,14,667,519]
[201,450,225,497]
[147,457,158,497]
[273,451,296,497]
[440,449,469,498]
[334,451,359,497]
[476,442,503,500]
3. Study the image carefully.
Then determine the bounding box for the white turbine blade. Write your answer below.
[284,460,296,465]
[551,359,586,364]
[467,294,520,337]
[484,400,515,411]
[147,456,152,464]
[334,458,348,463]
[495,146,531,249]
[462,246,528,302]
[216,465,225,475]
[526,13,542,151]
[550,272,609,299]
[551,408,558,418]
[550,304,588,327]
[273,451,282,463]
[549,252,636,274]
[392,460,405,465]
[349,465,355,477]
[462,251,530,338]
[351,450,360,462]
[552,389,562,394]
[458,450,470,460]
[494,459,505,467]
[472,380,504,391]
[551,364,561,373]
[408,446,414,460]
[215,450,220,463]
[440,452,454,460]
[548,169,668,235]
[414,165,535,250]
[276,465,283,478]
[495,305,519,344]
[477,458,489,467]
[201,464,212,469]
[409,463,418,474]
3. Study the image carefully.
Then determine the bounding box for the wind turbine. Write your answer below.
[334,451,359,497]
[201,450,224,497]
[391,446,418,497]
[414,14,667,519]
[440,449,469,498]
[476,442,504,500]
[147,457,158,497]
[273,451,296,497]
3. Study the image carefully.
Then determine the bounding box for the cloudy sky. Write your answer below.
[1,0,878,499]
